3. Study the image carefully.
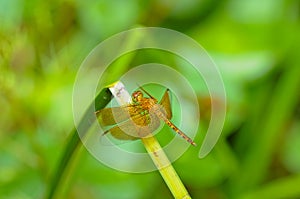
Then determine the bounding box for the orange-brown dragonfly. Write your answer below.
[95,87,196,146]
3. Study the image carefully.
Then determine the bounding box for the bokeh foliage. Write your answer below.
[1,0,300,199]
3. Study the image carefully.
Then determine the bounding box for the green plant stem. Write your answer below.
[142,136,191,199]
[47,25,144,199]
[46,88,112,199]
[109,81,192,199]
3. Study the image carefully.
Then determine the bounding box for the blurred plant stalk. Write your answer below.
[109,81,192,199]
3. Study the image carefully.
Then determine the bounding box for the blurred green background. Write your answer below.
[1,0,300,199]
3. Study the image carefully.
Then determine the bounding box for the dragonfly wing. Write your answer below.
[103,112,161,140]
[95,106,132,126]
[133,111,161,137]
[159,89,172,119]
[103,123,138,141]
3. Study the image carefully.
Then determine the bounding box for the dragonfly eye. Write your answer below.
[132,91,143,102]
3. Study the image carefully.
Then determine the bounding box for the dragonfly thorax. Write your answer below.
[132,91,143,103]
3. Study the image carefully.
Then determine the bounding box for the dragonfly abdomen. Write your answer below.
[156,111,196,146]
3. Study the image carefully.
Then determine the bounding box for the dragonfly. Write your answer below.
[95,87,196,146]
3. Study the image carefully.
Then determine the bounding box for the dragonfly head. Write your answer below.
[132,91,143,102]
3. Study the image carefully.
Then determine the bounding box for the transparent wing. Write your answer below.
[159,89,172,119]
[95,104,141,126]
[102,112,161,141]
